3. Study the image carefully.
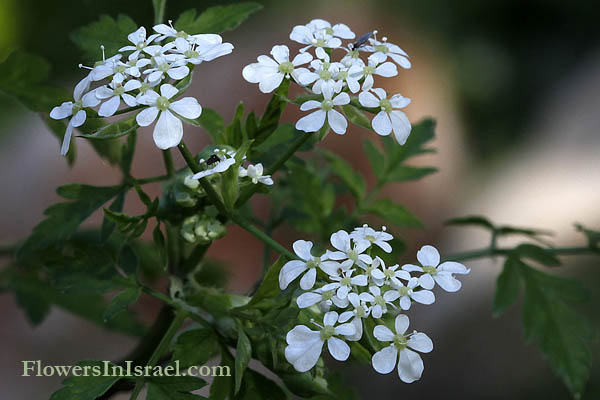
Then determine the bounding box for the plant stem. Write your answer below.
[153,0,167,25]
[236,131,314,207]
[445,246,598,262]
[162,149,175,177]
[129,308,188,400]
[137,175,169,185]
[231,213,296,260]
[177,141,228,216]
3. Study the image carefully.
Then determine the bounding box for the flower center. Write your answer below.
[127,59,138,67]
[348,50,359,58]
[72,101,82,114]
[156,96,170,111]
[321,100,334,111]
[277,61,294,74]
[340,276,352,286]
[374,295,386,307]
[422,265,437,275]
[347,250,358,262]
[365,235,376,242]
[176,31,189,38]
[363,65,375,75]
[398,286,411,296]
[316,39,327,47]
[337,70,348,79]
[356,305,366,318]
[306,257,321,269]
[384,269,395,279]
[379,98,393,113]
[325,27,334,35]
[115,65,127,73]
[393,333,407,349]
[375,44,389,53]
[321,290,334,301]
[139,82,151,93]
[158,63,170,72]
[184,50,200,58]
[319,69,332,80]
[320,325,335,340]
[136,42,146,50]
[113,86,125,96]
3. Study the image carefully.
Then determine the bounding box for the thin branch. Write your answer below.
[231,213,296,260]
[445,246,599,262]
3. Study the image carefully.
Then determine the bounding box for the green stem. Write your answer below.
[177,141,228,216]
[236,131,314,207]
[164,222,181,275]
[231,213,296,260]
[152,0,167,25]
[162,149,175,177]
[129,308,188,400]
[137,175,169,185]
[445,246,598,263]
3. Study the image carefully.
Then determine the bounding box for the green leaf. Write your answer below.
[492,256,522,316]
[520,263,594,397]
[382,118,436,167]
[174,3,262,34]
[512,243,560,267]
[210,348,235,400]
[243,256,285,309]
[18,185,123,257]
[147,376,207,400]
[100,191,126,242]
[445,215,495,230]
[575,223,600,248]
[171,327,220,369]
[235,369,286,399]
[363,139,384,181]
[496,225,553,239]
[342,104,371,129]
[79,113,138,140]
[118,244,139,275]
[221,140,253,211]
[364,198,423,228]
[70,14,137,62]
[254,79,290,145]
[235,327,252,394]
[197,108,225,143]
[49,361,120,400]
[12,276,51,325]
[103,286,141,322]
[385,165,437,182]
[321,150,366,200]
[153,224,168,270]
[349,341,372,364]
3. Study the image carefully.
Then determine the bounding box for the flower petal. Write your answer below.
[330,230,350,252]
[160,84,179,99]
[279,260,307,290]
[136,106,159,127]
[438,261,470,274]
[395,314,410,334]
[327,337,350,361]
[259,72,285,93]
[327,109,347,134]
[295,109,326,133]
[98,96,121,117]
[411,289,435,305]
[372,346,398,374]
[358,91,379,108]
[417,245,440,267]
[293,240,314,260]
[397,349,424,383]
[419,274,435,290]
[390,110,411,145]
[153,110,183,149]
[297,292,323,308]
[270,45,289,64]
[299,267,317,290]
[434,272,462,292]
[407,332,433,353]
[170,97,202,119]
[373,325,394,342]
[372,111,392,136]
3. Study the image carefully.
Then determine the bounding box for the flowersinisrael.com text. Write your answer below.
[22,360,230,378]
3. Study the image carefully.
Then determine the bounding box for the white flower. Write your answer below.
[327,229,372,269]
[295,92,350,134]
[349,224,393,253]
[239,163,273,185]
[348,54,397,90]
[113,58,151,80]
[50,75,97,155]
[96,79,141,117]
[358,88,412,145]
[364,37,411,69]
[371,314,433,383]
[394,277,435,310]
[307,19,355,40]
[284,311,355,372]
[297,59,343,98]
[89,53,123,82]
[296,286,349,310]
[167,37,233,65]
[242,45,312,93]
[192,148,236,180]
[362,285,399,318]
[279,240,340,290]
[119,26,160,60]
[360,256,387,286]
[153,20,189,41]
[380,262,411,287]
[322,268,368,299]
[401,245,470,292]
[338,292,371,341]
[136,83,202,150]
[144,57,190,83]
[290,23,343,59]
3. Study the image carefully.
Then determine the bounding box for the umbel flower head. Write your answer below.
[280,224,469,383]
[243,20,412,144]
[49,22,233,154]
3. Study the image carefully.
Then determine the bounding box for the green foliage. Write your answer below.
[174,3,263,35]
[447,214,553,243]
[575,223,600,248]
[321,150,366,200]
[221,140,253,211]
[147,376,207,400]
[252,79,290,145]
[492,255,594,397]
[342,104,371,130]
[171,327,220,369]
[79,113,139,140]
[48,361,121,400]
[243,256,286,309]
[70,14,137,61]
[234,326,252,394]
[18,184,123,258]
[103,286,141,322]
[364,198,423,228]
[197,108,225,143]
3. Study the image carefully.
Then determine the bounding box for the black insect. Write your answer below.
[350,31,374,50]
[206,154,221,165]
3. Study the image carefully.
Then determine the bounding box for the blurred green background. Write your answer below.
[0,0,598,399]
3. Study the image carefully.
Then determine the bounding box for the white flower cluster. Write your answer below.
[50,22,233,155]
[242,19,412,144]
[279,225,470,383]
[186,148,273,185]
